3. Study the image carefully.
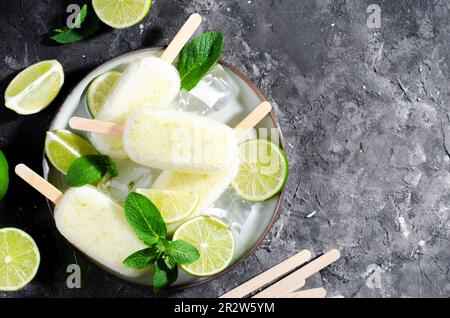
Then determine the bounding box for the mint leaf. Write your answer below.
[167,240,200,265]
[163,255,177,270]
[177,31,224,91]
[123,247,159,269]
[153,259,178,291]
[50,4,102,44]
[74,4,88,28]
[124,193,167,246]
[66,155,117,187]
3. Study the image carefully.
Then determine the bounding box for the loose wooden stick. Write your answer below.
[253,249,341,298]
[15,164,63,204]
[160,13,202,64]
[220,250,311,298]
[69,117,124,136]
[287,288,327,299]
[234,102,272,139]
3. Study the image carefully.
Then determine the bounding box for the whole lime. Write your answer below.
[0,150,9,200]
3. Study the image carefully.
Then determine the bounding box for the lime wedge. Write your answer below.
[5,60,64,115]
[136,189,199,224]
[45,130,98,174]
[87,71,121,117]
[92,0,152,29]
[172,216,235,277]
[232,139,288,202]
[0,228,40,291]
[0,151,9,200]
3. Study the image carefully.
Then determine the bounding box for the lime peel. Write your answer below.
[172,216,235,277]
[92,0,152,29]
[0,228,40,291]
[5,60,64,115]
[232,139,288,202]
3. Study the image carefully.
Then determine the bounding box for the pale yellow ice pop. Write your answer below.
[70,102,272,175]
[15,164,147,278]
[149,102,273,212]
[89,14,202,159]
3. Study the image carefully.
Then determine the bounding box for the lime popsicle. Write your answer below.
[15,164,148,278]
[89,14,202,159]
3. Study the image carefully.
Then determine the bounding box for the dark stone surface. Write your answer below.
[1,0,449,298]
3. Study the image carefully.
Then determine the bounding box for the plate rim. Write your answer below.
[42,47,287,292]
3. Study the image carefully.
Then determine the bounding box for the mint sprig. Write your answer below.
[66,155,117,187]
[124,192,166,246]
[50,4,102,44]
[177,31,224,91]
[123,192,200,291]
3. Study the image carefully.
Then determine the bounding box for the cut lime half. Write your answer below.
[0,151,9,200]
[45,130,98,174]
[4,60,64,115]
[0,228,40,291]
[136,189,199,224]
[92,0,152,29]
[86,71,121,117]
[172,216,235,277]
[232,139,288,202]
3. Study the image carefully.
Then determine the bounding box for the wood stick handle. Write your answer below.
[252,249,340,298]
[220,250,311,298]
[69,117,124,136]
[233,102,272,139]
[15,164,63,204]
[160,13,202,64]
[287,288,327,299]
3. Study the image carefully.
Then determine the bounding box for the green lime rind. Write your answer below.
[0,150,9,200]
[4,60,64,115]
[0,228,40,291]
[92,0,152,29]
[86,71,121,117]
[232,139,289,202]
[45,130,98,175]
[172,216,235,277]
[136,189,200,225]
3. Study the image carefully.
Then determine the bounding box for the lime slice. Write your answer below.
[87,71,121,117]
[232,139,288,202]
[5,60,64,115]
[45,130,98,174]
[172,216,235,277]
[0,228,40,291]
[92,0,152,29]
[0,151,9,200]
[136,189,199,224]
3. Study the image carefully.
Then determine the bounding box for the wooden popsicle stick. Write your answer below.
[252,249,341,298]
[220,250,311,298]
[233,102,272,139]
[69,117,124,136]
[160,13,202,64]
[287,288,327,299]
[15,164,63,204]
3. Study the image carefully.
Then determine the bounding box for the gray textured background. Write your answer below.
[0,0,449,298]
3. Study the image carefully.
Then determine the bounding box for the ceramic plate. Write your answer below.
[43,48,285,288]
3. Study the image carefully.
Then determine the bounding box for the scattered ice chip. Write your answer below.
[173,64,239,115]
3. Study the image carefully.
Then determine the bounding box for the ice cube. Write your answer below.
[211,188,253,233]
[98,159,156,203]
[173,64,240,115]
